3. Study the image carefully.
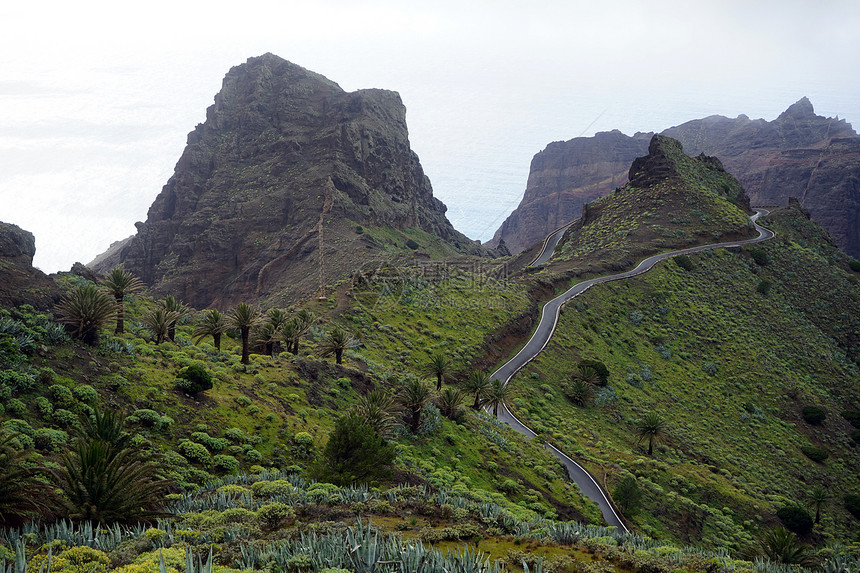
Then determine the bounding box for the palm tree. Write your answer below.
[293,309,316,354]
[141,307,181,345]
[352,389,400,440]
[320,327,357,365]
[573,364,599,386]
[635,411,666,456]
[229,303,261,364]
[255,323,279,356]
[54,438,170,524]
[566,379,593,406]
[101,267,144,334]
[75,408,131,453]
[463,370,492,410]
[266,309,289,353]
[421,352,454,391]
[435,387,466,420]
[397,378,433,434]
[160,295,189,342]
[484,378,513,416]
[806,484,831,524]
[279,319,300,355]
[55,284,116,345]
[0,433,57,526]
[757,527,817,567]
[192,309,228,351]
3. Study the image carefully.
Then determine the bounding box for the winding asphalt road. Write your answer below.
[491,210,775,532]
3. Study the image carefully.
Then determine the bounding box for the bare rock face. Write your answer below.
[492,98,860,257]
[0,222,60,310]
[486,130,651,254]
[94,54,475,308]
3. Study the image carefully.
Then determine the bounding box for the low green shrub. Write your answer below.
[178,440,211,464]
[72,384,98,404]
[842,410,860,428]
[845,493,860,519]
[776,505,813,535]
[175,364,213,395]
[802,405,827,425]
[213,454,240,473]
[800,445,828,463]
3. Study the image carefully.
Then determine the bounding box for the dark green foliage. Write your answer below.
[398,378,433,433]
[673,254,694,271]
[53,407,170,523]
[635,412,666,456]
[175,364,213,395]
[757,527,817,566]
[848,259,860,272]
[842,410,860,428]
[845,494,860,519]
[802,405,827,425]
[564,379,592,406]
[313,413,395,486]
[749,248,769,266]
[0,432,57,526]
[55,284,116,345]
[776,505,814,535]
[406,239,419,250]
[578,359,609,386]
[320,327,357,365]
[757,279,772,295]
[852,429,860,444]
[354,225,364,234]
[800,445,828,463]
[612,476,642,515]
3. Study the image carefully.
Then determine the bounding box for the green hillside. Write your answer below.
[3,139,860,572]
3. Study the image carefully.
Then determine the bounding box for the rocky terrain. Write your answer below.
[489,98,860,257]
[0,222,60,310]
[92,54,482,309]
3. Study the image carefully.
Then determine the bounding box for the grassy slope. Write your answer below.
[508,204,860,550]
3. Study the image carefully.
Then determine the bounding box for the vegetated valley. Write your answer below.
[2,62,860,573]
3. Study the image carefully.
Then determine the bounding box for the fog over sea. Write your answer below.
[1,2,858,273]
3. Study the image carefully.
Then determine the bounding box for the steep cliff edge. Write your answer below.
[93,54,480,308]
[491,98,860,257]
[0,222,61,310]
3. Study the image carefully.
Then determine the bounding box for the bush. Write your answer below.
[213,454,240,473]
[5,398,25,415]
[72,384,98,404]
[848,259,860,272]
[34,428,68,452]
[49,384,75,408]
[776,505,814,535]
[749,248,769,266]
[251,479,293,497]
[842,410,860,428]
[578,359,609,386]
[52,408,78,428]
[293,432,314,446]
[852,429,860,444]
[175,364,212,395]
[312,413,395,486]
[845,494,860,519]
[673,254,695,271]
[256,502,294,529]
[224,427,247,442]
[406,239,419,250]
[244,448,263,463]
[756,279,772,295]
[35,396,53,418]
[178,440,211,464]
[800,445,828,463]
[802,405,827,425]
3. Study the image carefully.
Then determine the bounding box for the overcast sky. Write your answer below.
[2,0,858,273]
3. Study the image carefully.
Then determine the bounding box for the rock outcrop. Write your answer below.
[0,222,61,310]
[93,54,478,308]
[490,98,860,257]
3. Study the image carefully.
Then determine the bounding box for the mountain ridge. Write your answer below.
[489,98,860,257]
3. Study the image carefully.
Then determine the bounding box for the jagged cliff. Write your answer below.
[93,54,479,308]
[0,222,60,310]
[490,98,860,256]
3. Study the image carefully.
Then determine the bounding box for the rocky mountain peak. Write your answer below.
[92,54,477,308]
[777,96,815,121]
